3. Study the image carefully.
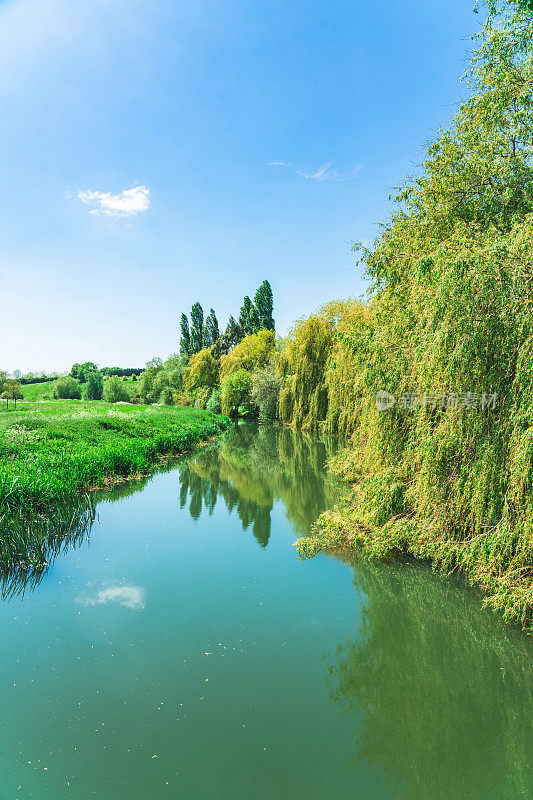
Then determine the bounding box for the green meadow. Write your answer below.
[0,400,230,579]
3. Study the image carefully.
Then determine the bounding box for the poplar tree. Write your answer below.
[238,296,260,337]
[190,303,204,355]
[254,280,275,331]
[180,314,191,359]
[203,309,220,347]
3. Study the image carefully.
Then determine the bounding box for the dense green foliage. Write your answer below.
[102,376,130,404]
[190,302,204,355]
[184,349,218,399]
[99,366,143,377]
[206,387,221,414]
[220,329,276,379]
[69,362,97,383]
[294,1,533,627]
[254,280,275,332]
[171,283,277,416]
[221,369,252,417]
[203,308,219,347]
[1,379,23,410]
[238,296,260,336]
[0,401,230,575]
[251,364,281,423]
[51,376,82,400]
[180,313,191,359]
[84,371,103,400]
[178,280,275,367]
[277,304,342,430]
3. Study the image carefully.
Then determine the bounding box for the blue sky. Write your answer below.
[0,0,479,373]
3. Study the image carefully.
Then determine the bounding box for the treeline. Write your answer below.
[288,0,533,628]
[1,372,62,385]
[179,280,274,359]
[44,280,277,411]
[122,280,278,413]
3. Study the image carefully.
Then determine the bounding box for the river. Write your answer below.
[0,423,532,799]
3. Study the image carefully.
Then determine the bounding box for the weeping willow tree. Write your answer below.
[297,0,533,627]
[277,301,350,430]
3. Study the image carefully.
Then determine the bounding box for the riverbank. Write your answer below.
[0,400,230,574]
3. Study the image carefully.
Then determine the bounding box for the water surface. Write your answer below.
[1,423,532,799]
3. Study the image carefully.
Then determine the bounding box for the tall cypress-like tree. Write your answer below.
[238,296,260,337]
[254,280,275,331]
[190,302,204,354]
[180,314,191,359]
[213,315,242,358]
[203,308,220,347]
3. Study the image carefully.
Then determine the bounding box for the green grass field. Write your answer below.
[0,399,230,580]
[20,382,54,401]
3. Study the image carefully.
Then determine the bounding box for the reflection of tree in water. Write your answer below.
[178,423,346,547]
[327,558,533,800]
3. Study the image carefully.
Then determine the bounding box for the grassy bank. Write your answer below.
[0,400,230,577]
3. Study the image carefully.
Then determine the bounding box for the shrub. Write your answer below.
[160,386,174,405]
[194,386,212,410]
[138,370,157,404]
[206,388,221,414]
[51,377,82,400]
[251,364,281,423]
[102,376,130,404]
[84,372,103,401]
[221,369,252,417]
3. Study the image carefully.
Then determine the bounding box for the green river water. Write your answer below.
[1,423,532,799]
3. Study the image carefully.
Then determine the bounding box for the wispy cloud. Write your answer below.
[76,583,146,610]
[268,160,361,182]
[77,185,151,217]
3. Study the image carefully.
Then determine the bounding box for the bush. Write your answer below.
[84,372,103,401]
[160,386,174,405]
[221,369,252,417]
[102,376,130,404]
[138,370,157,404]
[51,377,82,400]
[206,388,221,414]
[194,386,212,410]
[251,364,281,423]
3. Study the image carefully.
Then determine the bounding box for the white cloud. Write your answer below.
[268,160,361,182]
[76,584,145,610]
[77,185,151,217]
